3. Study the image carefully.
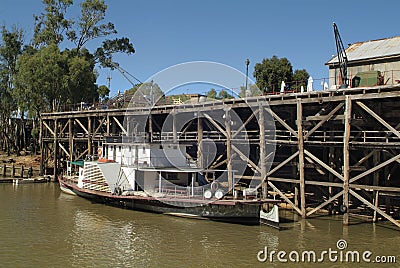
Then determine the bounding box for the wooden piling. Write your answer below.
[297,100,306,218]
[343,96,351,225]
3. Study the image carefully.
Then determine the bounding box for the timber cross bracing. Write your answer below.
[41,85,400,228]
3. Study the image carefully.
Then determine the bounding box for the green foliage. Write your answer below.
[253,56,293,93]
[238,84,262,98]
[12,0,135,113]
[97,85,110,99]
[14,44,99,112]
[0,26,23,116]
[206,88,217,99]
[292,69,309,91]
[33,0,73,46]
[218,89,234,99]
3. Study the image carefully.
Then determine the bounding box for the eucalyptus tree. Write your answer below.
[16,0,135,113]
[0,26,24,154]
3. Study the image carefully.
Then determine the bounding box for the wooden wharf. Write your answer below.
[40,84,400,227]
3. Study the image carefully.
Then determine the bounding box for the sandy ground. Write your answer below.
[0,151,41,168]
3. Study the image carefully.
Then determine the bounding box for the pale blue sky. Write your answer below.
[1,0,399,96]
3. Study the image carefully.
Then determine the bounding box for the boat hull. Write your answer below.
[59,178,262,225]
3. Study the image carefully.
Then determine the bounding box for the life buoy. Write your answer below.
[211,181,219,191]
[97,147,103,157]
[204,190,212,199]
[215,189,224,199]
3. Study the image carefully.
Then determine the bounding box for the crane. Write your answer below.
[108,61,143,86]
[333,23,349,88]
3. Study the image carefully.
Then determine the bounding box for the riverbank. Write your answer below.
[0,151,41,168]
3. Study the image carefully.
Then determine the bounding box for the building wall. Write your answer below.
[329,59,400,88]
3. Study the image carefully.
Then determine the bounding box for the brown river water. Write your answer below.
[0,182,399,267]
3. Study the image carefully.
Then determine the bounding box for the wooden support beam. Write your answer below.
[197,116,203,168]
[53,119,58,180]
[343,96,352,225]
[203,113,227,137]
[172,112,177,143]
[88,116,92,155]
[68,119,73,161]
[93,117,106,136]
[259,106,267,198]
[297,100,306,217]
[59,143,69,157]
[304,103,344,140]
[267,151,299,176]
[42,121,55,137]
[304,156,326,175]
[268,181,302,215]
[232,108,259,139]
[350,153,400,184]
[112,116,127,135]
[354,150,375,167]
[232,144,261,173]
[307,190,344,217]
[265,107,298,137]
[356,101,400,139]
[349,189,400,228]
[76,149,89,161]
[225,108,233,192]
[75,118,88,134]
[304,150,344,181]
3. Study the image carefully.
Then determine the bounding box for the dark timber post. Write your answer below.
[197,116,203,168]
[69,118,73,162]
[225,107,233,193]
[39,118,44,176]
[343,96,351,225]
[53,119,58,181]
[172,112,177,143]
[297,99,306,218]
[259,104,267,198]
[88,116,92,156]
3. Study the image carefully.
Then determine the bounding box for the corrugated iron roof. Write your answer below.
[326,36,400,65]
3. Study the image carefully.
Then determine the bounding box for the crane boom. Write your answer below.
[333,23,348,88]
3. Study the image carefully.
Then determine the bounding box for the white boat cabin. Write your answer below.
[100,143,189,168]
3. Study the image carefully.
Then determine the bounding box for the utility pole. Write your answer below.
[245,59,250,93]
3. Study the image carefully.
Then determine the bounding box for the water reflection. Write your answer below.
[0,183,400,267]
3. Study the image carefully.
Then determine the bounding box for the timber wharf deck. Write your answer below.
[41,84,400,228]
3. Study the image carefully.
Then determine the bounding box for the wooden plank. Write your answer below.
[264,107,298,137]
[42,121,55,137]
[59,143,70,157]
[203,113,227,137]
[307,190,344,216]
[232,144,261,173]
[356,101,400,139]
[304,103,344,140]
[232,108,259,139]
[75,118,88,134]
[349,189,400,228]
[268,181,302,215]
[343,96,352,225]
[225,108,233,192]
[350,153,400,184]
[112,117,127,135]
[267,151,299,176]
[297,100,306,217]
[304,149,344,181]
